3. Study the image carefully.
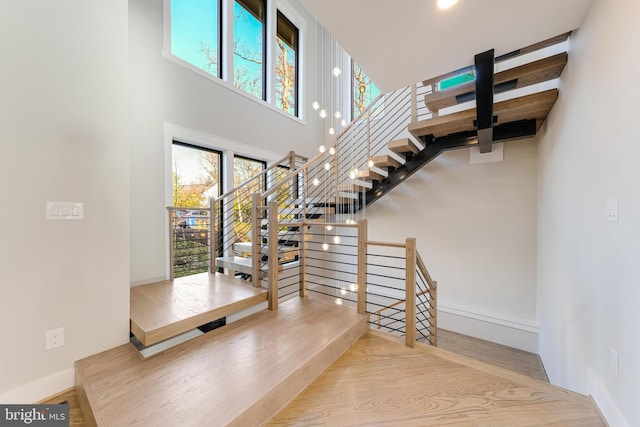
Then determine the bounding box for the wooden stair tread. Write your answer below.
[130,272,267,347]
[388,138,422,155]
[409,89,559,138]
[424,53,567,112]
[76,297,369,427]
[215,256,255,275]
[371,155,402,169]
[233,241,298,256]
[357,169,384,181]
[422,32,571,88]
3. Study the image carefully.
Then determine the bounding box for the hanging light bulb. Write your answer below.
[368,159,375,168]
[349,283,358,292]
[340,288,347,295]
[329,146,336,155]
[335,298,343,305]
[332,66,342,77]
[334,111,342,119]
[341,119,347,127]
[326,225,333,231]
[319,109,327,118]
[329,127,335,135]
[322,243,329,251]
[353,168,359,177]
[318,145,326,153]
[324,162,331,170]
[312,178,320,186]
[333,236,341,244]
[349,170,356,179]
[312,101,320,110]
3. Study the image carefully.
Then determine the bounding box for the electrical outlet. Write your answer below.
[610,348,619,376]
[46,327,64,350]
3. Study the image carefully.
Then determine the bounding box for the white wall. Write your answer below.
[537,0,640,425]
[366,140,539,352]
[129,0,327,284]
[0,1,129,401]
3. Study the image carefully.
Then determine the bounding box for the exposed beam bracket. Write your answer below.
[475,49,495,153]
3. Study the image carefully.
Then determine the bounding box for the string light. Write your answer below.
[329,128,335,135]
[332,66,341,77]
[318,145,326,153]
[334,111,342,119]
[326,225,333,231]
[319,109,327,118]
[312,101,320,110]
[322,243,329,251]
[324,162,331,170]
[333,236,341,244]
[329,146,336,155]
[313,178,320,186]
[368,159,375,168]
[341,119,347,127]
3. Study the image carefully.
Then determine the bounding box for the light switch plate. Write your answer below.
[47,202,84,220]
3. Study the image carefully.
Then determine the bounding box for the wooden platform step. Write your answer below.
[130,273,267,347]
[388,138,422,155]
[409,88,559,139]
[76,297,369,427]
[424,52,568,112]
[338,179,373,192]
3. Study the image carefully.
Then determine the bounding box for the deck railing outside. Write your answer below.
[167,206,212,279]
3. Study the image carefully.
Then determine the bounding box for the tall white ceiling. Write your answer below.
[300,0,594,92]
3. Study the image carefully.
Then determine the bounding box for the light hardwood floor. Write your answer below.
[269,331,605,426]
[437,329,549,382]
[39,388,86,427]
[76,296,368,427]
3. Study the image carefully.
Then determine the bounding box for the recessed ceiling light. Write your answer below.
[437,0,458,9]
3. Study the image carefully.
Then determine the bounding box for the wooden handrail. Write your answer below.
[215,151,295,202]
[416,252,436,289]
[260,149,329,200]
[365,240,406,249]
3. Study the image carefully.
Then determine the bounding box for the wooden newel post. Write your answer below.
[430,280,438,347]
[267,201,279,311]
[405,237,416,348]
[357,220,368,315]
[251,193,261,288]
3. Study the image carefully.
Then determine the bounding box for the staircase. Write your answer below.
[74,33,577,426]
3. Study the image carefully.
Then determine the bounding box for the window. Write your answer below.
[168,1,304,118]
[233,0,266,99]
[275,11,299,116]
[233,155,266,243]
[171,0,221,77]
[172,142,222,207]
[352,61,381,119]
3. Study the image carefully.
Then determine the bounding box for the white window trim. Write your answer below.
[162,0,306,124]
[163,121,286,279]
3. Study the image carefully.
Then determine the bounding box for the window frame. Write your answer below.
[275,10,299,117]
[163,0,306,122]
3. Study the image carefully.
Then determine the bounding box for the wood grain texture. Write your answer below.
[422,32,571,87]
[425,53,568,112]
[130,272,267,346]
[409,89,559,138]
[269,332,605,427]
[370,154,402,169]
[38,388,86,427]
[76,297,368,427]
[388,138,421,155]
[437,329,548,382]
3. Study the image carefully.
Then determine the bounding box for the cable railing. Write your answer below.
[212,151,306,278]
[167,206,212,279]
[335,81,433,194]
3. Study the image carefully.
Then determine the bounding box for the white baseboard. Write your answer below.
[0,368,74,404]
[587,369,629,427]
[438,303,539,353]
[130,275,168,287]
